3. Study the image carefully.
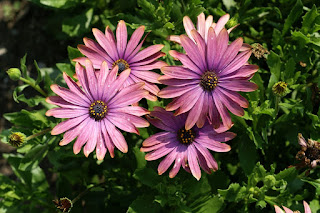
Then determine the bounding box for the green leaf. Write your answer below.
[191,196,224,213]
[133,168,161,188]
[267,51,281,90]
[56,63,75,77]
[301,5,319,34]
[29,0,82,9]
[282,0,303,35]
[218,183,247,202]
[62,8,94,37]
[127,195,161,213]
[20,54,27,78]
[67,46,83,64]
[238,138,257,175]
[132,146,146,170]
[18,144,49,171]
[33,60,42,84]
[222,0,236,10]
[3,109,49,129]
[275,167,298,182]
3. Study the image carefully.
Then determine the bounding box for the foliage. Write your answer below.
[1,0,320,212]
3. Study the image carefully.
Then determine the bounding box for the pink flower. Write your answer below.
[274,201,311,213]
[141,107,235,180]
[74,20,167,101]
[46,60,149,159]
[158,26,258,130]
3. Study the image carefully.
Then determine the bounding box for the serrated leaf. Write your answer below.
[282,0,303,35]
[218,183,247,202]
[275,167,298,182]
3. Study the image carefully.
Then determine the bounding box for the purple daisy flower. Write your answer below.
[46,60,149,160]
[74,20,167,101]
[158,27,258,130]
[140,107,235,180]
[274,201,311,213]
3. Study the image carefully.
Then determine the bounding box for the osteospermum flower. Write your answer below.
[159,27,258,130]
[296,133,320,169]
[274,201,311,213]
[140,107,235,180]
[46,60,149,159]
[74,20,167,101]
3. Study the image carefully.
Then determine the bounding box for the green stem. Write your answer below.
[264,195,277,206]
[26,128,51,141]
[274,96,280,118]
[19,77,47,97]
[72,182,105,204]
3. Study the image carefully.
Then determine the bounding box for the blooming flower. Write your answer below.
[274,201,311,213]
[168,12,251,51]
[158,27,258,130]
[74,20,167,101]
[46,60,149,159]
[140,107,235,180]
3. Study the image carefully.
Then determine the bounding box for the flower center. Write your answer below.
[89,100,108,121]
[178,128,196,144]
[112,59,130,73]
[200,71,218,91]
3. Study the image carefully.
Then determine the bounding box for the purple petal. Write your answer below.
[204,15,213,42]
[51,115,88,135]
[161,66,200,79]
[217,37,243,71]
[92,28,119,61]
[218,87,249,108]
[214,14,230,35]
[274,205,283,213]
[213,93,233,128]
[84,60,99,99]
[77,44,108,65]
[62,72,91,104]
[147,116,175,132]
[96,131,107,160]
[206,27,217,71]
[116,20,127,58]
[158,148,177,175]
[166,86,202,112]
[46,96,83,109]
[219,80,258,92]
[130,70,161,83]
[150,106,179,129]
[187,144,201,180]
[196,92,209,128]
[196,13,206,39]
[169,50,202,74]
[219,50,252,75]
[129,44,164,63]
[124,26,145,59]
[108,82,147,107]
[282,206,293,213]
[46,108,87,118]
[185,91,204,130]
[130,74,160,95]
[50,84,89,107]
[103,119,128,153]
[167,35,181,44]
[213,29,229,70]
[158,84,198,99]
[193,142,218,170]
[220,64,259,79]
[126,31,149,60]
[75,62,94,101]
[142,132,176,147]
[215,88,244,116]
[169,152,184,178]
[106,114,139,134]
[73,118,94,154]
[108,112,149,128]
[159,76,197,86]
[130,52,166,67]
[180,35,206,71]
[183,15,196,42]
[111,106,149,116]
[195,137,231,152]
[145,141,178,161]
[83,122,99,157]
[208,93,223,129]
[304,201,311,213]
[131,60,167,71]
[83,37,113,64]
[101,122,115,158]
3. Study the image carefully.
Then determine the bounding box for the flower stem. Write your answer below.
[19,77,48,97]
[26,128,51,141]
[72,182,105,204]
[274,96,280,118]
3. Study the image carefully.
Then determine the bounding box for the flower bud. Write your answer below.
[6,68,21,81]
[226,17,238,28]
[8,132,26,147]
[272,81,288,97]
[264,175,276,188]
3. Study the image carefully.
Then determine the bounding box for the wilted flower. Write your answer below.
[53,197,73,213]
[74,20,167,101]
[8,132,26,147]
[296,133,320,169]
[252,43,270,59]
[46,60,149,159]
[274,200,311,213]
[272,81,288,97]
[159,27,258,130]
[141,107,235,180]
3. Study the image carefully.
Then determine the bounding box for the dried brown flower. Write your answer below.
[53,197,72,213]
[295,133,320,169]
